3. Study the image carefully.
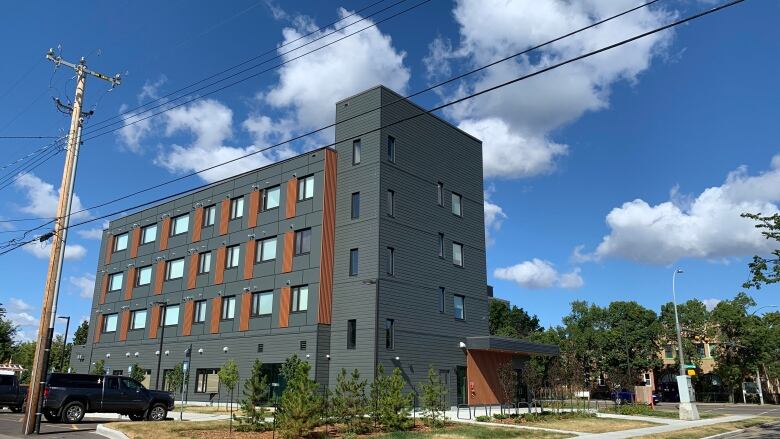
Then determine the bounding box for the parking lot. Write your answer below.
[0,411,114,438]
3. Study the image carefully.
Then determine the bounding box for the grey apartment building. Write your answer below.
[71,86,555,406]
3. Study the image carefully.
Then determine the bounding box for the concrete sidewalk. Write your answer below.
[582,415,754,438]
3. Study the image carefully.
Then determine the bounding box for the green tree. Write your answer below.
[218,359,239,417]
[49,334,71,372]
[92,359,106,375]
[164,364,184,395]
[278,355,322,439]
[741,213,780,290]
[238,359,268,431]
[72,320,89,345]
[13,341,36,383]
[0,304,17,362]
[496,360,518,406]
[130,363,146,383]
[560,301,607,388]
[331,368,368,434]
[419,367,446,428]
[601,301,661,388]
[377,367,412,431]
[659,299,712,368]
[489,300,542,338]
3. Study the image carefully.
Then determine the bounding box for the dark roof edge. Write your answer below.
[466,336,560,357]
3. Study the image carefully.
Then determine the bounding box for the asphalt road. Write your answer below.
[0,410,110,438]
[654,402,780,418]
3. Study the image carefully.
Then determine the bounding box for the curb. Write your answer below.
[96,424,130,439]
[700,429,745,439]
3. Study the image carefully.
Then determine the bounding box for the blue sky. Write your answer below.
[0,0,778,341]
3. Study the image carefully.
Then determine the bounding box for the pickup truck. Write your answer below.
[0,373,27,412]
[42,373,174,423]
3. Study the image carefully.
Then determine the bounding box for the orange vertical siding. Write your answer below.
[154,260,165,295]
[129,228,140,258]
[186,253,198,289]
[192,207,203,242]
[94,315,103,343]
[119,309,130,342]
[239,292,251,332]
[285,177,298,219]
[244,239,255,280]
[279,287,291,328]
[219,199,230,235]
[182,301,194,336]
[466,350,513,405]
[317,149,337,324]
[214,247,226,284]
[104,234,113,265]
[282,231,294,273]
[159,217,171,251]
[148,306,160,339]
[247,190,260,228]
[99,273,108,305]
[124,267,135,300]
[210,296,222,334]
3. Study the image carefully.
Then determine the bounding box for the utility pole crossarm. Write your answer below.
[45,49,121,87]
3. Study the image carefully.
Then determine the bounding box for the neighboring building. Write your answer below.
[71,86,556,405]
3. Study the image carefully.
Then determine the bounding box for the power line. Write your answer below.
[0,136,59,139]
[0,148,65,192]
[0,0,745,256]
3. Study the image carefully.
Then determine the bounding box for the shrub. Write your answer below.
[419,367,447,428]
[475,415,491,422]
[277,355,322,439]
[331,369,369,434]
[493,413,509,420]
[370,365,413,431]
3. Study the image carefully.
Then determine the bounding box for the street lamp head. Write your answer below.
[676,268,684,274]
[57,315,70,320]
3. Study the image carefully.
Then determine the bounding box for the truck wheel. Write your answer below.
[10,406,22,413]
[43,410,59,423]
[61,401,85,423]
[148,403,167,421]
[128,413,145,421]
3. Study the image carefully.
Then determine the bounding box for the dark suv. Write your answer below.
[42,373,174,423]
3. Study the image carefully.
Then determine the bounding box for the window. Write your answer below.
[439,287,445,313]
[709,344,717,358]
[108,272,124,292]
[664,345,674,359]
[163,305,179,326]
[452,192,463,216]
[291,286,308,312]
[349,249,359,276]
[696,343,706,357]
[131,310,147,330]
[203,205,216,227]
[252,291,273,316]
[136,266,152,287]
[221,296,236,320]
[230,196,244,220]
[263,186,280,210]
[347,320,356,350]
[226,245,240,268]
[195,369,220,393]
[454,295,465,320]
[256,237,277,262]
[438,233,445,258]
[385,319,395,350]
[194,300,207,323]
[351,192,360,219]
[298,175,314,201]
[387,136,395,162]
[198,251,211,274]
[352,139,361,164]
[452,242,464,267]
[386,247,395,275]
[141,224,157,244]
[171,214,189,236]
[114,233,128,252]
[437,182,443,206]
[103,314,118,332]
[166,258,185,280]
[294,229,311,255]
[387,190,395,217]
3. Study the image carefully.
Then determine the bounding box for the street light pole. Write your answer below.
[671,268,699,420]
[672,269,686,377]
[57,316,70,372]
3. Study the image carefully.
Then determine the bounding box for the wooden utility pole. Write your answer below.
[22,50,119,435]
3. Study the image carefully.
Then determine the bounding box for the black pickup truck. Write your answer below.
[0,374,27,412]
[42,373,174,423]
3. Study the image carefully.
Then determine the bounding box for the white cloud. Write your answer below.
[581,155,780,265]
[5,298,39,342]
[118,76,168,153]
[8,298,32,312]
[483,185,507,246]
[427,0,673,179]
[13,173,89,220]
[494,258,584,290]
[76,220,109,240]
[69,274,96,299]
[22,240,87,261]
[702,298,721,311]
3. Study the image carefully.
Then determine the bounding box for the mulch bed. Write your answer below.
[186,421,447,439]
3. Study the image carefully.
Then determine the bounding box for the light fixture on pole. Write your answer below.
[672,268,699,421]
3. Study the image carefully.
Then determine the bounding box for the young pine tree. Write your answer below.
[419,367,447,428]
[278,355,323,439]
[331,368,368,434]
[238,359,269,431]
[380,367,413,431]
[129,363,146,383]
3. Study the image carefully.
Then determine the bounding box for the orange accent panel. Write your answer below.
[94,315,103,343]
[124,267,135,300]
[247,190,260,228]
[149,306,161,339]
[104,234,113,265]
[244,239,255,280]
[466,350,514,405]
[210,296,222,334]
[99,273,108,305]
[192,207,203,242]
[285,177,298,219]
[239,292,251,332]
[119,309,130,342]
[182,301,194,336]
[279,287,291,328]
[187,254,198,290]
[154,260,165,295]
[282,231,294,273]
[219,199,230,235]
[214,247,226,284]
[129,228,140,258]
[159,217,171,251]
[318,149,337,324]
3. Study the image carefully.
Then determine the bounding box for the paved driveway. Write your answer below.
[0,410,114,438]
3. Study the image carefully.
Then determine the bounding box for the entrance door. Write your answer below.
[456,366,467,405]
[439,370,450,408]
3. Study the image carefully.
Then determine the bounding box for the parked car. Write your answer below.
[42,373,174,423]
[611,388,636,405]
[0,373,27,412]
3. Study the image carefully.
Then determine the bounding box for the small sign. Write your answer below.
[687,369,696,376]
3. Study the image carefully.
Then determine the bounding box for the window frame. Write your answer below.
[130,309,147,330]
[225,245,241,269]
[251,290,273,317]
[352,139,361,165]
[108,272,124,292]
[387,136,396,163]
[347,319,356,350]
[385,319,395,350]
[351,192,360,220]
[103,314,118,333]
[166,258,185,280]
[263,186,281,211]
[203,205,216,227]
[439,287,446,313]
[135,266,152,287]
[198,251,211,274]
[386,247,395,276]
[193,300,207,323]
[291,285,309,312]
[256,236,277,263]
[438,233,445,258]
[387,190,395,217]
[437,182,443,206]
[162,304,179,326]
[194,368,220,394]
[452,242,464,267]
[230,196,244,220]
[451,192,463,217]
[349,248,359,276]
[113,233,129,252]
[297,175,315,201]
[294,228,312,256]
[140,224,157,245]
[454,295,465,320]
[221,296,236,321]
[171,214,190,236]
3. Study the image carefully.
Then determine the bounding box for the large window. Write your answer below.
[294,229,311,255]
[454,295,465,320]
[108,272,124,292]
[166,258,185,280]
[226,245,240,269]
[263,186,280,210]
[252,291,273,316]
[114,233,128,252]
[163,305,180,326]
[387,136,396,162]
[256,237,277,262]
[349,249,359,276]
[452,192,463,217]
[352,139,361,165]
[203,205,216,227]
[141,224,157,245]
[198,251,211,274]
[136,266,152,286]
[221,296,236,320]
[452,242,464,267]
[195,369,220,393]
[347,319,356,350]
[194,300,207,323]
[291,286,308,312]
[298,175,315,201]
[386,247,395,275]
[103,314,118,333]
[385,319,395,350]
[131,310,147,330]
[230,196,244,220]
[171,214,189,236]
[387,190,395,217]
[351,192,360,219]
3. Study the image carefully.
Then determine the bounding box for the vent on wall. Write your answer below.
[299,340,307,351]
[257,344,264,353]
